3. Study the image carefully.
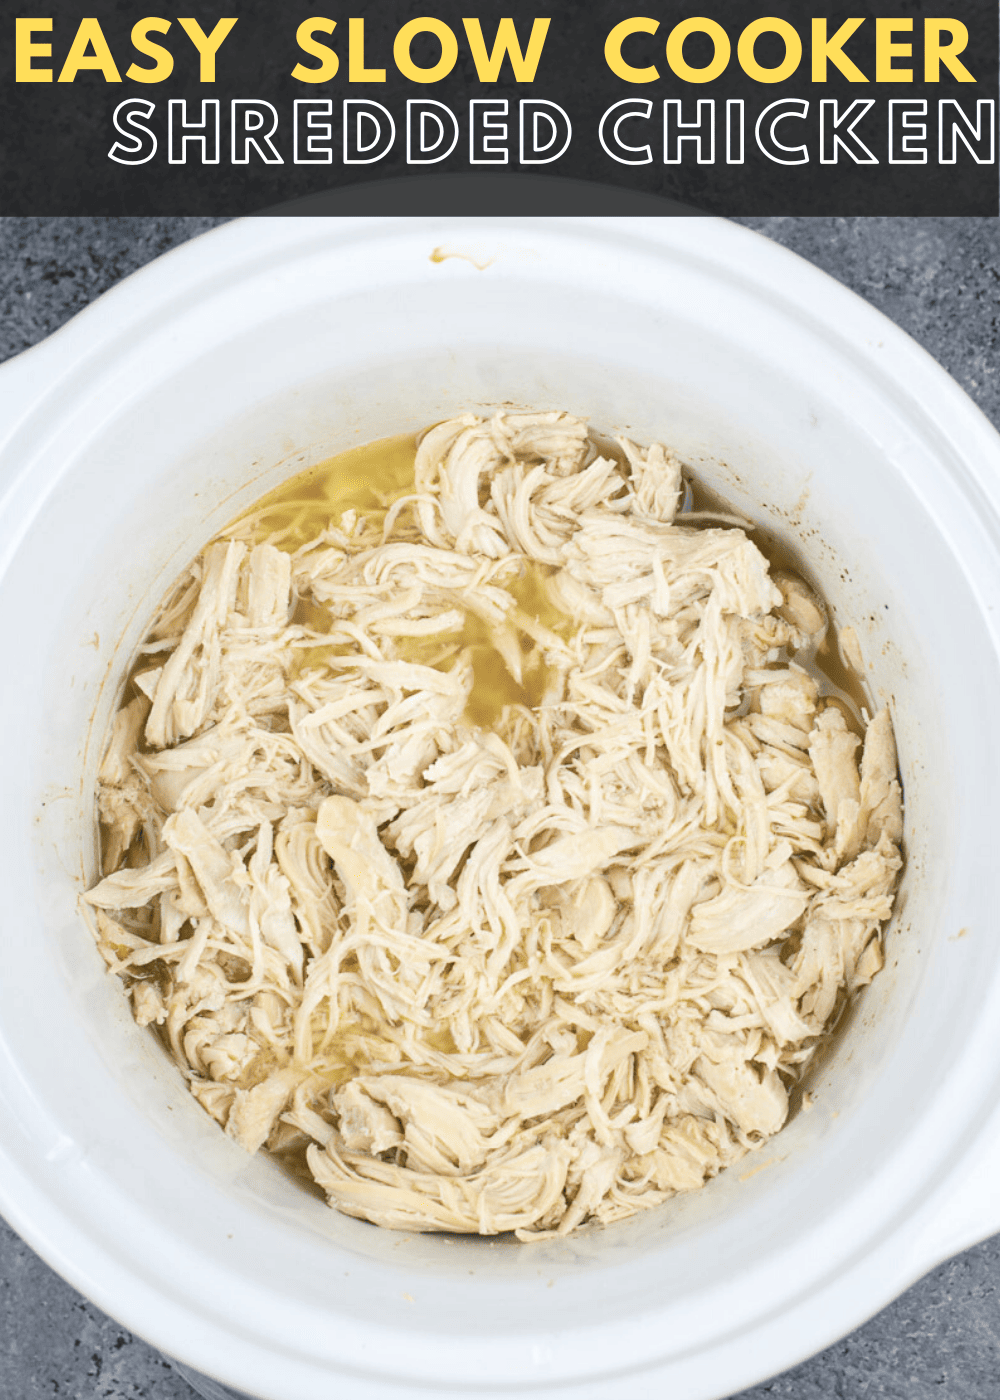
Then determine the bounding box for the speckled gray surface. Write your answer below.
[1,215,999,1400]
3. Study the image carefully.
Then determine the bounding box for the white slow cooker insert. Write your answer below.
[1,218,999,1400]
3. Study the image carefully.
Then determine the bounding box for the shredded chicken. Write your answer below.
[84,411,903,1239]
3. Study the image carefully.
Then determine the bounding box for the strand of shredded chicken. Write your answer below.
[84,411,903,1239]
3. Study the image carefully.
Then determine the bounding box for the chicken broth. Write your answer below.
[227,432,580,729]
[86,411,904,1241]
[239,432,420,553]
[225,430,868,735]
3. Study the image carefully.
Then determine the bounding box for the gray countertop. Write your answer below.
[1,215,998,1400]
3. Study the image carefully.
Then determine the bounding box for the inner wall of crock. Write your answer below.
[11,265,996,1337]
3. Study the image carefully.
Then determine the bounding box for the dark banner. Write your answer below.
[3,0,998,214]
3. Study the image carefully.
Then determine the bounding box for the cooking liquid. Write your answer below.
[227,430,576,728]
[223,428,870,732]
[237,433,419,553]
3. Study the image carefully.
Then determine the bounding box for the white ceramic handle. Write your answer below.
[907,1110,1000,1276]
[0,343,57,475]
[0,332,88,528]
[0,342,53,421]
